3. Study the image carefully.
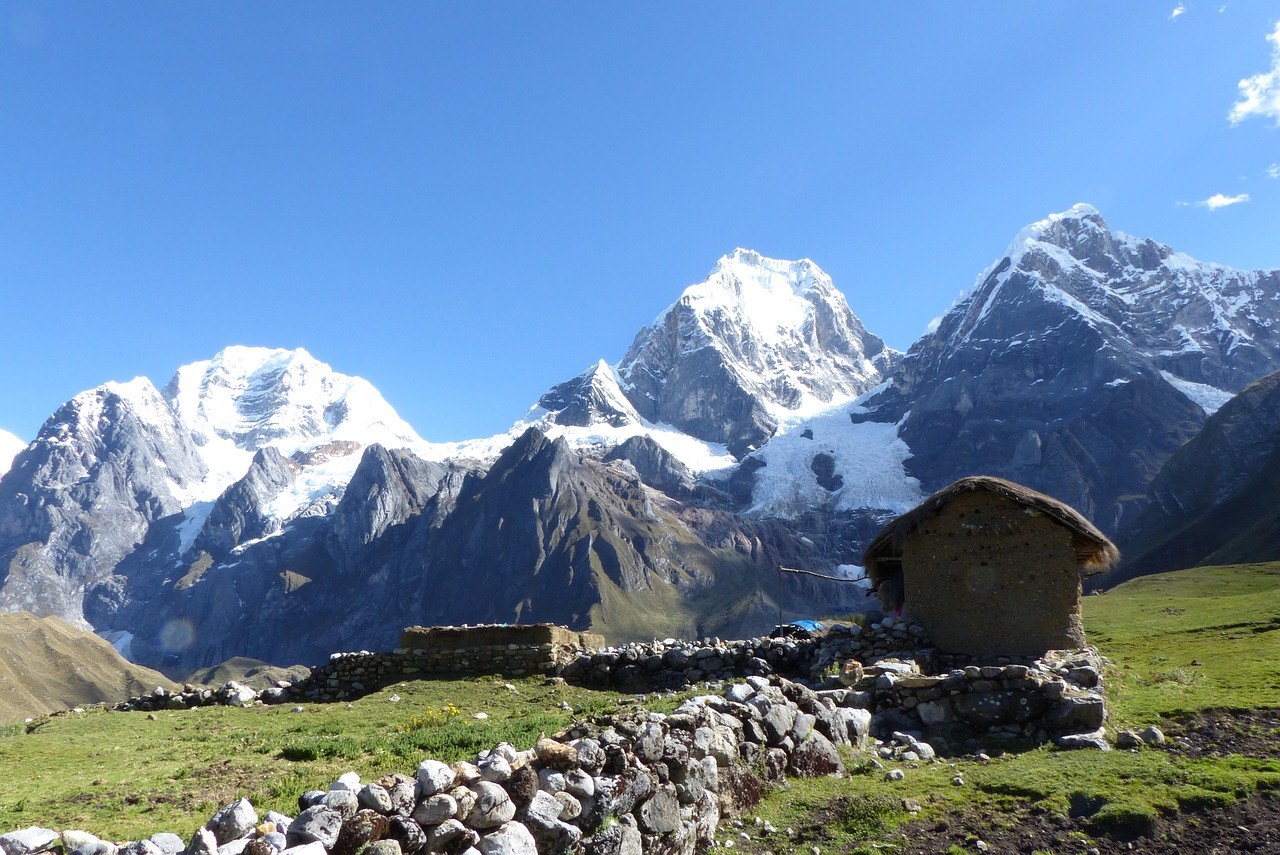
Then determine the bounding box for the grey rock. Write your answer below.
[475,823,537,855]
[0,829,59,855]
[449,785,478,822]
[63,832,116,855]
[466,781,516,829]
[637,784,681,834]
[412,794,457,826]
[264,813,293,835]
[329,772,362,793]
[1056,729,1112,751]
[416,760,457,797]
[536,769,565,794]
[184,828,218,855]
[148,835,185,855]
[789,732,845,777]
[563,769,594,798]
[423,819,474,853]
[570,738,605,775]
[286,806,343,849]
[207,799,260,846]
[120,842,164,855]
[385,817,426,855]
[1116,730,1144,750]
[320,790,358,820]
[519,791,583,852]
[358,782,393,814]
[553,791,581,821]
[1045,693,1107,733]
[477,754,512,784]
[381,776,416,817]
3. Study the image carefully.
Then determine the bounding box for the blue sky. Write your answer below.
[2,3,1279,443]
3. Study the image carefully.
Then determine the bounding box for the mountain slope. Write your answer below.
[1115,370,1280,579]
[848,204,1280,533]
[84,428,866,669]
[0,611,176,723]
[0,380,208,625]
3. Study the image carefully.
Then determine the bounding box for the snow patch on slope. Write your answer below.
[746,400,924,518]
[1160,371,1236,415]
[441,408,736,474]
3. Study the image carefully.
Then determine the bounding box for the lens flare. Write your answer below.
[159,618,196,653]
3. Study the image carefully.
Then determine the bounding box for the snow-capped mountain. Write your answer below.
[4,209,1280,669]
[0,429,26,479]
[539,250,896,458]
[0,347,427,625]
[518,250,895,469]
[847,204,1280,532]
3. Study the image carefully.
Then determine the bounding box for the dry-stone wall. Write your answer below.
[116,619,1110,749]
[2,674,874,855]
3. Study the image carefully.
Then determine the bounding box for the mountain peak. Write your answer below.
[163,346,420,455]
[1001,203,1109,261]
[533,359,642,429]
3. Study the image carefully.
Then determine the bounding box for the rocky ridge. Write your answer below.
[847,204,1280,533]
[3,207,1280,669]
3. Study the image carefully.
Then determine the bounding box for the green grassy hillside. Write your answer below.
[1087,562,1280,722]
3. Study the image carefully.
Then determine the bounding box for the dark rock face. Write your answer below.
[192,448,296,560]
[536,362,638,429]
[603,436,694,497]
[1117,370,1280,578]
[82,428,865,670]
[854,206,1280,534]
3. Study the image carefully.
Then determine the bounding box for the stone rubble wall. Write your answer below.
[3,674,875,855]
[117,619,1108,746]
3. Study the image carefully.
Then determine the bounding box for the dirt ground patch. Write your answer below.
[1162,707,1280,761]
[889,792,1280,854]
[890,710,1280,853]
[735,709,1280,854]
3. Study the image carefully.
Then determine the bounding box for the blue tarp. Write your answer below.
[789,620,824,632]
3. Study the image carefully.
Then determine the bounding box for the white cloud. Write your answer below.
[1269,163,1280,179]
[1229,22,1280,125]
[1170,4,1187,20]
[1196,192,1250,209]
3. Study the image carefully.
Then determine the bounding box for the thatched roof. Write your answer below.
[862,476,1119,587]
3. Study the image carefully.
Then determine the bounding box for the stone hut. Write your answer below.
[862,476,1118,657]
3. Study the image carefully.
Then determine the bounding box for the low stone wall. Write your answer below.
[117,619,1109,749]
[9,674,873,855]
[285,625,604,703]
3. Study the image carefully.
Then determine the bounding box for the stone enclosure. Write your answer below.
[15,618,1117,855]
[118,619,1109,751]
